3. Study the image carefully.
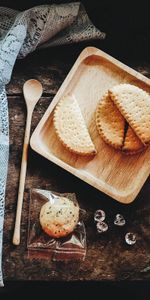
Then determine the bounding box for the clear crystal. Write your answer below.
[94,209,106,222]
[125,232,136,245]
[114,214,126,226]
[96,221,108,233]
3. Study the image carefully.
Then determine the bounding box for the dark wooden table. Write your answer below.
[3,44,150,284]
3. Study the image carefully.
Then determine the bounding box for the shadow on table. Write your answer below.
[0,281,149,299]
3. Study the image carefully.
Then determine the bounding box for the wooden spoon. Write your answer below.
[13,79,43,245]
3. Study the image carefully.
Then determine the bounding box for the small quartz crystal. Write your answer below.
[96,221,108,233]
[94,209,106,222]
[125,232,136,245]
[114,214,126,226]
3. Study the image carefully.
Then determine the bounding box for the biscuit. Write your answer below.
[109,84,150,145]
[96,91,146,154]
[53,94,97,156]
[96,92,125,149]
[122,125,145,154]
[40,197,79,238]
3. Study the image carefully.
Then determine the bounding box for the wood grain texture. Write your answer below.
[3,48,150,282]
[30,47,150,204]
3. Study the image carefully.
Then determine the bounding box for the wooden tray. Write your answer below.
[30,47,150,204]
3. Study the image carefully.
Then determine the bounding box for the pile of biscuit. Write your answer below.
[53,83,150,156]
[96,84,150,154]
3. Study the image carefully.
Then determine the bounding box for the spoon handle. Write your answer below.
[13,110,33,245]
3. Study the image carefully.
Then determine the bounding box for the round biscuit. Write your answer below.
[40,196,79,238]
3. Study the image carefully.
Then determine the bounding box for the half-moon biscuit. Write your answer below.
[109,84,150,145]
[122,126,145,154]
[96,92,125,149]
[53,94,97,156]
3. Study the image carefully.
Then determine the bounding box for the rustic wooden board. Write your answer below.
[3,49,150,282]
[30,47,150,204]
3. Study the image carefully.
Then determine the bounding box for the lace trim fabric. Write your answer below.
[0,2,105,286]
[0,86,9,287]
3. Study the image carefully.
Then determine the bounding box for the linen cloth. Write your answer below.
[0,2,105,286]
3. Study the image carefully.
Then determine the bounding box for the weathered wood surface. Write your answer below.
[3,47,150,281]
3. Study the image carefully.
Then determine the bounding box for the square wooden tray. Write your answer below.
[30,47,150,204]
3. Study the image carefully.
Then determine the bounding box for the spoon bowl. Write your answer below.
[23,79,43,106]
